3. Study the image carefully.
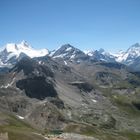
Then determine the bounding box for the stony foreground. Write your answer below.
[44,133,98,140]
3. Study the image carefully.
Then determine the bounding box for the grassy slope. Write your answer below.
[0,112,45,140]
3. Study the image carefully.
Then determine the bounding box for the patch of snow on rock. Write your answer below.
[64,61,67,65]
[92,99,97,103]
[16,115,24,120]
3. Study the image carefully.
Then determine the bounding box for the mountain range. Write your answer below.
[0,41,140,140]
[1,41,140,71]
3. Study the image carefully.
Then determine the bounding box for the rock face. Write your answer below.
[16,76,57,100]
[69,81,93,92]
[10,57,57,100]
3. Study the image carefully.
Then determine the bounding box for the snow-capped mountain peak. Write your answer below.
[50,44,88,61]
[5,41,31,53]
[84,48,115,62]
[112,50,125,62]
[51,44,76,58]
[114,43,140,64]
[5,43,18,53]
[84,50,94,56]
[3,41,49,58]
[84,48,109,56]
[20,40,30,47]
[126,43,140,56]
[0,41,49,66]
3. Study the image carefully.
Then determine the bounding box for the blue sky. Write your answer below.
[0,0,140,52]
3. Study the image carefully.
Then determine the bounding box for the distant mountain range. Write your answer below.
[1,41,140,71]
